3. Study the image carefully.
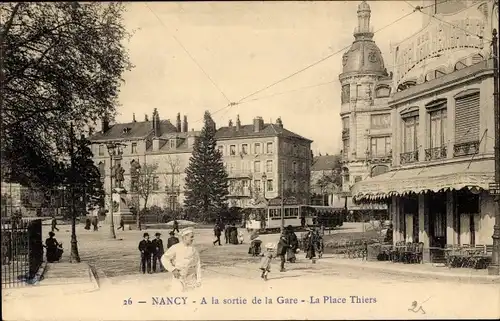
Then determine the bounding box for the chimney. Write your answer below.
[182,115,188,132]
[176,113,181,132]
[132,113,136,122]
[276,117,283,128]
[228,119,233,128]
[253,116,264,132]
[236,115,241,131]
[101,115,110,133]
[152,108,160,137]
[144,114,149,122]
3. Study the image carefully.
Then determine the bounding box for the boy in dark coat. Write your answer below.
[167,231,179,249]
[276,232,289,272]
[138,233,153,274]
[152,232,164,272]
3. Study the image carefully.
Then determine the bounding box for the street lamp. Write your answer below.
[106,142,125,239]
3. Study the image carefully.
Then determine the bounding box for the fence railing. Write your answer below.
[1,218,43,288]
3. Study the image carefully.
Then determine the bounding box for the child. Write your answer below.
[238,230,244,244]
[259,243,276,281]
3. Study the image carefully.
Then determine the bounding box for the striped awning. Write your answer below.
[351,159,495,201]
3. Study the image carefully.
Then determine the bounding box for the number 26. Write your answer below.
[123,298,132,305]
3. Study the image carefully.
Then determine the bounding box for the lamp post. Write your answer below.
[69,124,80,262]
[106,142,125,240]
[489,28,500,275]
[262,172,267,200]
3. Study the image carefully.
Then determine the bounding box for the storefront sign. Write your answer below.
[489,183,500,195]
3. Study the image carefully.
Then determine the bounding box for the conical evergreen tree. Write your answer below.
[184,111,228,222]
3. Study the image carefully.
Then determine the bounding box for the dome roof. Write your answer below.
[341,40,386,75]
[340,1,387,77]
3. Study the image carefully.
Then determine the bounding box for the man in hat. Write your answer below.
[161,227,201,292]
[152,232,164,273]
[276,231,289,272]
[138,233,153,274]
[167,231,179,249]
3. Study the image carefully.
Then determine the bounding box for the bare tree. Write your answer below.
[136,163,159,229]
[162,155,181,193]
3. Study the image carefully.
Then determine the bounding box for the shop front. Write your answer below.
[351,159,496,263]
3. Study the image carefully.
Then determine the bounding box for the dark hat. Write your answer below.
[143,233,149,237]
[155,232,161,236]
[49,232,55,237]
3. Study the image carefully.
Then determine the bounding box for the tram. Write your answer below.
[245,203,345,233]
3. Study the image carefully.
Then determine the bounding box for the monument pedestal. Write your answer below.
[108,188,133,224]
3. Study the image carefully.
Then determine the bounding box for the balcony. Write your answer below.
[228,187,252,197]
[400,151,418,164]
[454,141,480,157]
[342,129,349,139]
[425,146,447,161]
[227,170,253,179]
[165,185,181,194]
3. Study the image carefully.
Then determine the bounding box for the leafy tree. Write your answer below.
[184,111,229,222]
[1,2,133,186]
[135,163,159,230]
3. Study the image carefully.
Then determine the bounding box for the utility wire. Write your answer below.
[144,3,232,104]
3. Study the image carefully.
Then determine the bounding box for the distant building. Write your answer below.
[89,110,198,211]
[215,116,313,208]
[337,1,392,216]
[90,111,313,210]
[310,154,341,206]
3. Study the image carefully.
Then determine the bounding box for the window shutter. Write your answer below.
[455,92,480,143]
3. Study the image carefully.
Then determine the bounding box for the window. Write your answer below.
[170,139,176,148]
[218,145,224,156]
[370,114,391,129]
[375,86,391,98]
[370,137,391,157]
[266,142,273,154]
[341,84,350,104]
[242,180,249,189]
[356,84,362,99]
[98,145,104,156]
[254,143,261,154]
[254,161,261,172]
[98,162,105,181]
[152,177,159,191]
[254,180,261,192]
[131,143,137,154]
[292,161,297,174]
[342,117,349,130]
[267,180,274,192]
[402,114,419,153]
[454,90,480,156]
[168,195,178,211]
[230,145,236,156]
[292,180,297,192]
[429,108,447,149]
[266,160,273,172]
[241,144,248,155]
[342,139,349,158]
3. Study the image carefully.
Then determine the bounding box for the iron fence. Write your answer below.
[1,217,43,288]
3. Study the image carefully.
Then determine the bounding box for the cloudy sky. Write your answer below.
[118,1,423,155]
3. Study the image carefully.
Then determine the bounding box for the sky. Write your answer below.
[117,1,424,155]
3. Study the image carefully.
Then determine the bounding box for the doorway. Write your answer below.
[428,193,447,248]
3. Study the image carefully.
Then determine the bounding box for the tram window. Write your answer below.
[285,208,290,217]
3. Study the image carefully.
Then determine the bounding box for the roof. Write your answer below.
[311,155,341,171]
[89,120,178,142]
[351,159,495,201]
[215,123,312,142]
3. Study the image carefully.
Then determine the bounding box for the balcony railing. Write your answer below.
[227,170,253,179]
[165,185,181,194]
[400,151,418,164]
[454,141,480,157]
[425,146,447,161]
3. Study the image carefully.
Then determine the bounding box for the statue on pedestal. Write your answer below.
[112,163,125,189]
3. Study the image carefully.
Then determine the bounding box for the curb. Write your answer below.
[321,258,500,283]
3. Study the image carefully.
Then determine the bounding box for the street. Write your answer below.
[2,223,499,320]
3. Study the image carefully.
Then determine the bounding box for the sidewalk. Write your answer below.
[318,255,500,283]
[2,262,99,300]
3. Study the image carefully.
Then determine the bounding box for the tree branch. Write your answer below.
[1,3,22,39]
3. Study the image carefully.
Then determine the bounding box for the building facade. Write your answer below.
[215,116,313,208]
[90,111,198,211]
[310,155,342,206]
[338,1,392,215]
[352,0,498,261]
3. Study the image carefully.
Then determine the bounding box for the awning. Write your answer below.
[329,194,387,210]
[352,159,495,201]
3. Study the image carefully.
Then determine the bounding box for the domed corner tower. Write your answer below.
[338,1,392,196]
